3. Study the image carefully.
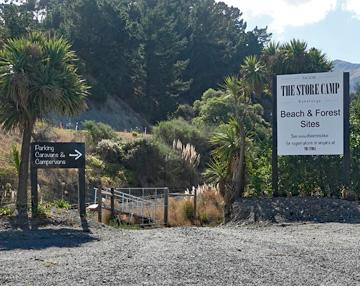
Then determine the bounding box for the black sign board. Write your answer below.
[31,142,85,169]
[30,142,86,219]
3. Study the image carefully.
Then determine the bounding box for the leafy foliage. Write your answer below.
[52,199,71,209]
[0,32,88,215]
[0,32,89,131]
[96,139,122,163]
[40,0,270,122]
[83,120,117,145]
[193,89,232,127]
[153,118,211,169]
[10,144,20,174]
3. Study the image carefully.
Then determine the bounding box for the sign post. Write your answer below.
[272,76,278,196]
[31,142,86,217]
[272,72,350,195]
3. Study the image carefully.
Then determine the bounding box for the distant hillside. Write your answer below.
[52,97,150,131]
[333,60,360,92]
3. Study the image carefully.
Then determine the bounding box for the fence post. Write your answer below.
[193,187,197,219]
[110,187,115,219]
[97,188,102,223]
[164,188,169,226]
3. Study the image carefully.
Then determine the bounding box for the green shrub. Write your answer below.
[33,202,50,218]
[87,155,105,169]
[152,118,211,170]
[121,139,163,186]
[96,139,122,163]
[153,118,202,146]
[0,206,13,216]
[173,104,195,121]
[193,88,232,126]
[52,199,71,209]
[83,120,117,144]
[119,139,198,188]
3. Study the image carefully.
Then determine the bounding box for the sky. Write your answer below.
[220,0,360,63]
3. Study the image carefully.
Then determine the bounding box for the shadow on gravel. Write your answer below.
[0,228,99,251]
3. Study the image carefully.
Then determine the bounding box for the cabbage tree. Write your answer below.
[0,33,88,216]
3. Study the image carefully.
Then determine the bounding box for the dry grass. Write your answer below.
[52,127,86,142]
[116,131,151,142]
[0,125,87,205]
[169,185,224,226]
[0,129,20,166]
[99,185,224,227]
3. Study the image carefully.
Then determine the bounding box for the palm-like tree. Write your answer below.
[206,118,241,221]
[240,55,267,96]
[306,47,333,72]
[282,39,307,73]
[206,63,267,221]
[0,32,88,216]
[262,41,281,77]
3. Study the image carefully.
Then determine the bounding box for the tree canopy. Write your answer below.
[0,32,88,215]
[26,0,270,122]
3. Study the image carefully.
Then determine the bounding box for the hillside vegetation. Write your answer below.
[0,0,269,125]
[1,1,360,221]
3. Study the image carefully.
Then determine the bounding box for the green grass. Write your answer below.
[32,202,50,218]
[52,199,71,210]
[0,206,13,216]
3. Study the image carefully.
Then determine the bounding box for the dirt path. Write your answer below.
[0,223,359,285]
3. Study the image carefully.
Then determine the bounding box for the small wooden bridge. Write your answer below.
[93,187,197,227]
[94,187,169,227]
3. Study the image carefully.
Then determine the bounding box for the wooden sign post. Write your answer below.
[30,142,86,217]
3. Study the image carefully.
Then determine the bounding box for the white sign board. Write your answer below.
[277,72,344,156]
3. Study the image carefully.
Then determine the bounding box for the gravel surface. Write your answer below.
[231,198,360,224]
[0,222,360,285]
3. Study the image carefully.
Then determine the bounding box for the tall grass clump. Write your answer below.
[168,185,223,226]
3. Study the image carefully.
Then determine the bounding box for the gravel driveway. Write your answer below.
[0,222,359,285]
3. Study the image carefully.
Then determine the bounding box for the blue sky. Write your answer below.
[221,0,360,63]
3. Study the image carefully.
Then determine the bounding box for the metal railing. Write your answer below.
[95,187,169,227]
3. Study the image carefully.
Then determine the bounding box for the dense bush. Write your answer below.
[121,139,165,186]
[153,119,202,145]
[96,139,122,163]
[193,88,232,127]
[152,118,211,170]
[83,120,117,145]
[172,104,195,121]
[118,139,198,188]
[32,122,59,142]
[86,154,126,187]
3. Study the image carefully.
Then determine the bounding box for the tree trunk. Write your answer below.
[232,129,246,198]
[223,185,234,223]
[218,181,226,198]
[16,121,34,217]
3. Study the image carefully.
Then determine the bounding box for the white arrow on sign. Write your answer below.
[69,149,83,160]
